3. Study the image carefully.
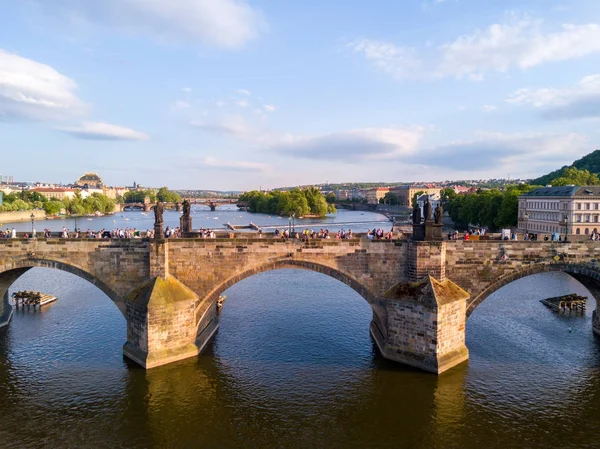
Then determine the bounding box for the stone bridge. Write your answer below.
[1,237,600,374]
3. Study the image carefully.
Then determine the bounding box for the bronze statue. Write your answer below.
[423,197,432,221]
[153,201,164,226]
[434,203,443,225]
[182,200,191,218]
[412,203,422,224]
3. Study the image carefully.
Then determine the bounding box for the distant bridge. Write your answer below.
[117,198,238,212]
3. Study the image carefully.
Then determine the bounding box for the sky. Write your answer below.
[1,0,600,190]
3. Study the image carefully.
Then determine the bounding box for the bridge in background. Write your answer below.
[117,198,238,212]
[2,236,600,374]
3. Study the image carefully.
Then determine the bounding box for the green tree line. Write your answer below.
[239,187,336,217]
[123,187,182,204]
[0,190,116,216]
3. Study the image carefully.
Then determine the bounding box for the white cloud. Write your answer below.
[348,39,421,79]
[438,17,600,79]
[481,104,498,112]
[236,99,249,108]
[237,89,252,96]
[507,74,600,119]
[57,121,149,141]
[31,0,266,49]
[415,132,587,171]
[193,115,425,162]
[0,49,85,121]
[263,104,276,112]
[195,156,268,171]
[172,100,190,110]
[181,87,192,93]
[352,16,600,80]
[191,114,264,142]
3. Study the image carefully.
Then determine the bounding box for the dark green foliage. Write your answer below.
[238,188,336,217]
[445,184,536,231]
[533,149,600,185]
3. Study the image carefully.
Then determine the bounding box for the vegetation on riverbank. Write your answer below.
[0,190,116,216]
[239,187,336,217]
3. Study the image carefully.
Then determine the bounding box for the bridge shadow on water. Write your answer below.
[3,268,600,447]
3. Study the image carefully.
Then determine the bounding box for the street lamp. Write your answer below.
[30,213,35,238]
[291,213,296,234]
[564,215,569,242]
[524,212,529,240]
[288,214,292,237]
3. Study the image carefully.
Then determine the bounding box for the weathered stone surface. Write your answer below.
[1,237,600,373]
[123,276,201,369]
[377,276,469,374]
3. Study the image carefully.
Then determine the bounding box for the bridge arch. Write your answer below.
[467,263,600,317]
[0,258,125,315]
[196,259,382,333]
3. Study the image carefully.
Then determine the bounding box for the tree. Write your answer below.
[325,192,336,204]
[550,167,600,186]
[412,191,425,207]
[157,187,182,203]
[44,200,63,215]
[380,192,399,205]
[440,188,457,205]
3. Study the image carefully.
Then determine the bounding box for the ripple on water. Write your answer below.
[1,269,600,448]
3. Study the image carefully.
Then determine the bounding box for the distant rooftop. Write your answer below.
[520,186,600,197]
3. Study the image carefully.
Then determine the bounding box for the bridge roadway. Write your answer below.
[1,236,600,374]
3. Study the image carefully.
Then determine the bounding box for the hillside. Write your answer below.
[533,149,600,185]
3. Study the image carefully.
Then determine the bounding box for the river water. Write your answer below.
[1,216,600,447]
[3,206,393,234]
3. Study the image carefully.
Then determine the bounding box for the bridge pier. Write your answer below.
[0,291,12,330]
[372,276,470,374]
[123,276,208,368]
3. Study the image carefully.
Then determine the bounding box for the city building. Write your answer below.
[518,186,600,236]
[416,193,441,217]
[31,187,77,201]
[364,187,390,204]
[389,185,442,207]
[74,172,103,189]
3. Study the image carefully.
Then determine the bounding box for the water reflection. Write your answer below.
[1,269,600,447]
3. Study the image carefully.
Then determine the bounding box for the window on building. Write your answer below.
[586,203,591,210]
[577,228,581,235]
[576,214,582,222]
[586,228,590,235]
[577,203,582,210]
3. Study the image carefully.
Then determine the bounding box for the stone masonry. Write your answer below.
[1,237,600,373]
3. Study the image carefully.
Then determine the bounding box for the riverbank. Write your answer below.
[0,210,46,224]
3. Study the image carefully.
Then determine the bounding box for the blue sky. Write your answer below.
[1,0,600,190]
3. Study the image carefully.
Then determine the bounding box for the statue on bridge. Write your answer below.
[412,203,422,224]
[423,197,432,222]
[153,201,164,238]
[434,203,443,225]
[182,200,191,217]
[180,200,192,235]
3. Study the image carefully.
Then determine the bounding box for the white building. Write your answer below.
[518,186,600,236]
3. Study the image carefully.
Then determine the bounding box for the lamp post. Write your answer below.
[291,213,296,234]
[564,215,569,242]
[288,214,292,237]
[30,213,35,238]
[524,212,529,240]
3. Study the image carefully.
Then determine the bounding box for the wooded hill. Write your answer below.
[533,149,600,185]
